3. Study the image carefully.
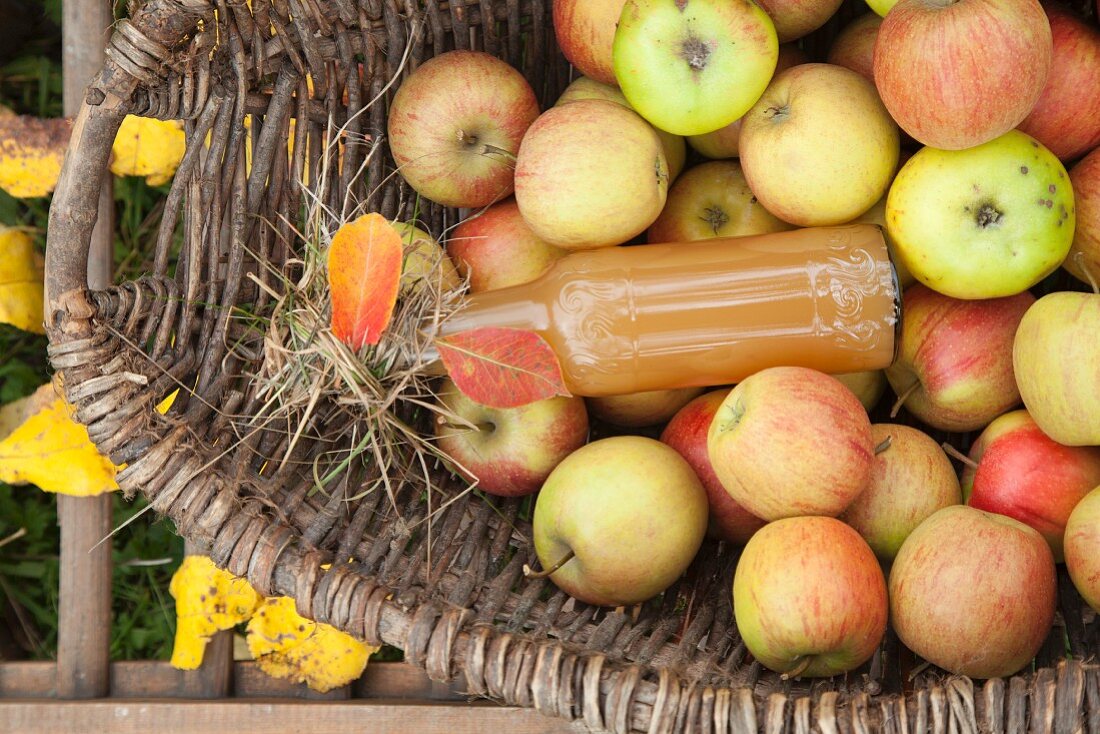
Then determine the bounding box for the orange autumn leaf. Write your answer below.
[435,327,571,409]
[327,212,402,349]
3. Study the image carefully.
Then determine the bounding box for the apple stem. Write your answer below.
[941,442,978,469]
[523,549,576,579]
[781,656,812,681]
[890,381,920,418]
[874,436,892,455]
[1076,252,1100,295]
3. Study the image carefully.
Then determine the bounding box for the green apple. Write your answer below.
[531,436,708,607]
[1013,292,1100,446]
[390,222,461,296]
[865,0,897,17]
[612,0,779,137]
[739,63,899,227]
[1065,486,1100,612]
[554,76,687,181]
[886,130,1075,299]
[733,516,888,678]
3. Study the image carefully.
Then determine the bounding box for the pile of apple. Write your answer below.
[381,0,1100,682]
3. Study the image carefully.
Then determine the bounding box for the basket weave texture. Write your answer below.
[43,0,1100,731]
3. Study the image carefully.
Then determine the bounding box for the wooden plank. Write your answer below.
[177,542,233,698]
[0,661,465,701]
[55,0,116,701]
[0,700,589,733]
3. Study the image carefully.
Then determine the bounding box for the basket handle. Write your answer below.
[44,0,213,329]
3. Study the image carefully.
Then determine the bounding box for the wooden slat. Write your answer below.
[0,700,587,733]
[0,660,466,701]
[55,0,116,701]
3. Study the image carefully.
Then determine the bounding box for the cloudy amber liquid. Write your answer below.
[439,224,901,397]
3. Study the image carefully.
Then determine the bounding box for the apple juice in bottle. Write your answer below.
[438,224,901,397]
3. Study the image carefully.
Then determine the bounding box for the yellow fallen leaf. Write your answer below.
[0,383,118,496]
[169,555,263,670]
[246,596,377,692]
[0,115,72,198]
[110,115,185,186]
[0,105,13,118]
[0,226,44,333]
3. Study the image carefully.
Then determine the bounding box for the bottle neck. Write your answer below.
[419,285,551,368]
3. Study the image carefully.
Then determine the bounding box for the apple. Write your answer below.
[755,0,844,43]
[433,378,589,498]
[888,505,1057,679]
[833,371,887,412]
[873,0,1052,150]
[884,284,1034,432]
[447,199,567,292]
[960,409,1100,561]
[1013,292,1100,446]
[1065,486,1100,612]
[514,99,668,250]
[554,76,687,181]
[1016,2,1100,162]
[733,516,888,678]
[552,0,627,86]
[1065,148,1100,286]
[387,50,540,209]
[840,424,961,562]
[646,161,792,243]
[707,366,874,521]
[660,389,767,545]
[740,63,899,227]
[827,13,881,83]
[612,0,779,137]
[391,222,461,295]
[886,130,1074,300]
[587,386,704,428]
[685,43,808,160]
[530,435,708,607]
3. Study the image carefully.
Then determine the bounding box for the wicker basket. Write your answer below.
[43,1,1100,731]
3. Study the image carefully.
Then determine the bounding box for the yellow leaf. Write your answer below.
[0,384,118,496]
[0,115,72,198]
[110,115,185,186]
[0,226,44,333]
[246,596,377,692]
[0,105,13,119]
[169,555,263,670]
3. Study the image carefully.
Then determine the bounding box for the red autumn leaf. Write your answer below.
[327,212,402,349]
[435,327,571,409]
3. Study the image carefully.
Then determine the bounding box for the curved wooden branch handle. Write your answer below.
[44,0,214,329]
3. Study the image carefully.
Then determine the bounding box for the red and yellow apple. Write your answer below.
[754,0,845,42]
[1065,147,1100,286]
[961,409,1100,561]
[447,199,566,292]
[387,50,539,208]
[840,424,962,561]
[514,99,668,250]
[1065,486,1100,612]
[733,516,888,678]
[833,371,887,413]
[707,366,873,521]
[587,386,704,428]
[552,0,628,86]
[873,0,1053,150]
[889,506,1057,679]
[884,284,1034,432]
[660,389,766,545]
[531,436,708,606]
[647,160,792,243]
[1016,1,1100,162]
[1013,292,1100,446]
[433,378,589,498]
[827,13,881,82]
[739,63,899,227]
